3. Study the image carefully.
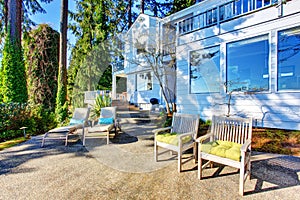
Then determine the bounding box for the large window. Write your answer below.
[278,26,300,91]
[226,35,269,92]
[136,72,152,91]
[190,46,220,93]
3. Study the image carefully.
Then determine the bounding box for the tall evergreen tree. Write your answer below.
[1,0,27,103]
[55,0,68,123]
[68,0,125,108]
[169,0,196,14]
[0,0,55,37]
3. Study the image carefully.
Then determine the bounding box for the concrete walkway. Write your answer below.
[0,114,299,200]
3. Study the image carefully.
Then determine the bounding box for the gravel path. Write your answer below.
[1,118,300,200]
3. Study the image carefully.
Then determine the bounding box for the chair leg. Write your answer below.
[65,133,68,146]
[106,131,109,145]
[178,151,182,172]
[239,165,245,196]
[154,141,158,161]
[82,128,86,146]
[41,132,49,147]
[198,152,202,179]
[247,158,251,180]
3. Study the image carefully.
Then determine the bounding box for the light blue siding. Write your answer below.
[175,0,300,130]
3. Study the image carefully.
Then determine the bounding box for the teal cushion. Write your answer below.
[156,132,192,146]
[200,140,242,161]
[99,117,114,124]
[69,118,84,125]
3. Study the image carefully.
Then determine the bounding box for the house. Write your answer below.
[112,0,300,130]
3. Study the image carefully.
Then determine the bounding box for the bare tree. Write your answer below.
[124,22,177,115]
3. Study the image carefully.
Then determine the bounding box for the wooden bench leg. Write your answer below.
[154,141,158,161]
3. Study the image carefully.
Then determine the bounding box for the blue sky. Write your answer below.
[30,0,76,65]
[30,0,75,36]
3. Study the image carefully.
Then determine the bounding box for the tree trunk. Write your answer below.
[128,0,132,29]
[7,0,22,46]
[59,0,68,95]
[140,0,144,14]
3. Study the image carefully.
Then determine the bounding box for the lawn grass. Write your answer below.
[252,128,300,156]
[0,137,28,151]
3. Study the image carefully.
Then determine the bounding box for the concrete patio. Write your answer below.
[0,112,299,199]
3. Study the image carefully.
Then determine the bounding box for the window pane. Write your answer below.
[256,0,263,9]
[219,5,225,21]
[206,10,212,25]
[264,0,271,6]
[137,72,152,91]
[227,35,269,92]
[190,46,220,93]
[278,26,300,91]
[235,0,242,15]
[243,0,251,13]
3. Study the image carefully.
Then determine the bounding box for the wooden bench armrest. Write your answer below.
[195,133,213,143]
[178,131,196,139]
[153,127,172,135]
[241,139,251,152]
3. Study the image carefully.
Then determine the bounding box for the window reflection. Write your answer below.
[278,26,300,91]
[136,72,152,91]
[226,35,269,92]
[190,46,220,93]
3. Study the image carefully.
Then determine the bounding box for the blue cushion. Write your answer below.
[69,118,84,125]
[99,117,114,124]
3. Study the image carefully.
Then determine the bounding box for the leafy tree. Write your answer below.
[23,24,59,110]
[55,0,68,124]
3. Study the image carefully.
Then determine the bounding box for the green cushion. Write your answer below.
[156,132,192,146]
[200,140,242,161]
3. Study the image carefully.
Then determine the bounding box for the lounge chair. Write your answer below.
[41,107,90,147]
[153,113,199,172]
[83,106,119,145]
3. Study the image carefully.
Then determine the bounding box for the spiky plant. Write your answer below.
[91,95,111,119]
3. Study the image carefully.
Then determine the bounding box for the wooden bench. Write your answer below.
[196,115,252,196]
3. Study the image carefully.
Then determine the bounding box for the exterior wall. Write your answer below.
[127,73,162,107]
[173,0,300,130]
[122,14,164,109]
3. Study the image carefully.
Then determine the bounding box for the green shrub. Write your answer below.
[0,103,57,142]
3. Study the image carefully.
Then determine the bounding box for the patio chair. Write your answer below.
[196,115,252,196]
[153,113,199,172]
[83,106,119,145]
[41,107,90,147]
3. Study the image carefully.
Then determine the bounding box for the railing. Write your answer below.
[178,0,277,35]
[84,90,111,105]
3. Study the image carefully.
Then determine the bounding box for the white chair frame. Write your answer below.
[83,106,119,145]
[196,115,252,196]
[41,107,90,147]
[153,113,199,172]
